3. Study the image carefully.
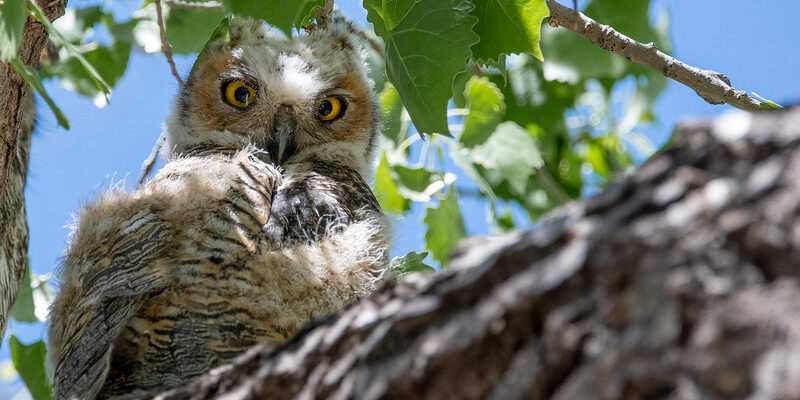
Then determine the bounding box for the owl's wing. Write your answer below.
[49,207,173,400]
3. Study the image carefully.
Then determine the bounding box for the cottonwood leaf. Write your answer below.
[424,187,466,266]
[389,251,434,278]
[10,58,69,128]
[9,336,52,400]
[379,83,408,149]
[222,0,323,36]
[365,0,479,135]
[165,4,225,54]
[374,153,409,214]
[393,165,455,203]
[470,0,548,63]
[0,0,27,60]
[470,121,542,195]
[10,265,35,323]
[460,76,505,148]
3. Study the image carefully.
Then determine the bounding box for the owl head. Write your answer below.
[162,15,379,177]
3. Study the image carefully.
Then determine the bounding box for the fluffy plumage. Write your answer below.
[48,15,389,399]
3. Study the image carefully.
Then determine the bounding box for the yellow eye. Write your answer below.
[316,96,344,121]
[224,80,256,108]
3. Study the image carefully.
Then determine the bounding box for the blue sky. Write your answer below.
[3,0,800,397]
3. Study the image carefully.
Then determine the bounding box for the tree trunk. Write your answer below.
[129,106,800,400]
[0,0,67,341]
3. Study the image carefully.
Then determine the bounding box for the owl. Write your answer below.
[47,14,390,400]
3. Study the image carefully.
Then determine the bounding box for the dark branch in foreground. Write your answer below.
[134,107,800,399]
[546,0,768,111]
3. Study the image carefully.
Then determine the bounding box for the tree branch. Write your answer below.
[0,0,67,340]
[0,0,66,199]
[154,0,184,86]
[162,0,221,9]
[545,0,766,112]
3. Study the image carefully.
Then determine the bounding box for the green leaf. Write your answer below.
[496,210,515,231]
[10,264,35,323]
[366,0,479,135]
[392,165,454,202]
[10,263,55,323]
[389,251,434,278]
[46,41,132,105]
[470,0,549,62]
[221,0,323,36]
[460,76,505,148]
[424,187,466,266]
[0,0,27,61]
[378,82,408,148]
[9,336,52,400]
[165,4,225,54]
[363,29,387,92]
[9,58,69,128]
[51,6,105,43]
[374,153,409,214]
[28,0,111,99]
[470,121,542,195]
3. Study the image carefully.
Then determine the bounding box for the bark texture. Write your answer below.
[130,106,800,400]
[0,0,66,340]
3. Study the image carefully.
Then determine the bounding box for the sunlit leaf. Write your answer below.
[374,153,409,214]
[366,0,479,135]
[0,0,27,60]
[165,3,225,54]
[221,0,323,36]
[424,187,466,266]
[393,165,455,203]
[10,263,55,323]
[9,336,52,400]
[470,121,542,195]
[29,0,111,99]
[460,76,505,148]
[378,83,407,149]
[470,0,548,63]
[389,251,434,278]
[9,58,69,128]
[9,264,35,323]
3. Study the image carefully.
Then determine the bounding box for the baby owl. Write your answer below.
[48,15,390,400]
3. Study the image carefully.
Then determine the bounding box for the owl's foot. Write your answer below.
[263,181,353,247]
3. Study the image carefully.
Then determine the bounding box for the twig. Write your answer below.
[137,131,165,187]
[154,0,184,86]
[545,0,765,112]
[163,0,221,9]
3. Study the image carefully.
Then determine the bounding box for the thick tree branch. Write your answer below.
[0,0,66,199]
[136,107,800,399]
[546,0,766,112]
[0,0,67,340]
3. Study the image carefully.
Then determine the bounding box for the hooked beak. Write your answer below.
[273,105,297,165]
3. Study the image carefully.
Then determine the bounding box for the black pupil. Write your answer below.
[318,99,333,116]
[234,86,250,104]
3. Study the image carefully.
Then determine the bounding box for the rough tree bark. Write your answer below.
[127,106,800,400]
[0,0,67,341]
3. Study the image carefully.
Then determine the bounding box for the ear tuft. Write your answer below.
[228,16,268,47]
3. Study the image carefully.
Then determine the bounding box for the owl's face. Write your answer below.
[163,17,378,173]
